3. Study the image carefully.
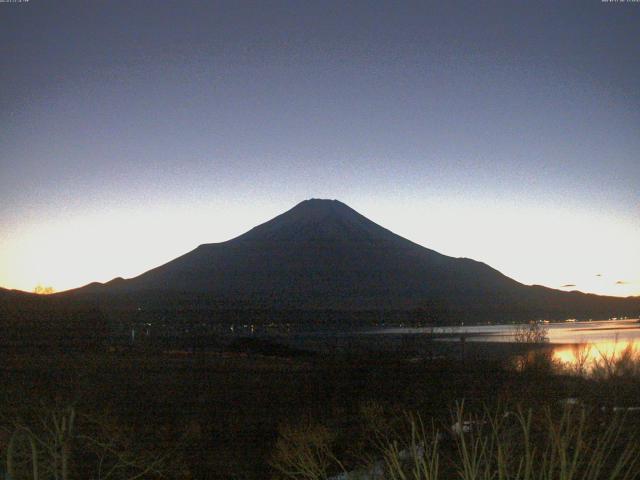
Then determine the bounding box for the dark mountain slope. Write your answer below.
[51,198,640,322]
[87,199,524,310]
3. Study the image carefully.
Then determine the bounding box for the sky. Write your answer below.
[1,0,639,296]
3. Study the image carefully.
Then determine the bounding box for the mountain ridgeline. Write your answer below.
[2,199,639,328]
[93,199,523,308]
[68,200,640,321]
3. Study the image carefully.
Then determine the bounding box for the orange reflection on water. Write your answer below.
[552,339,640,372]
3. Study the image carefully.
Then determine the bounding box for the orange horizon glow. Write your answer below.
[1,199,639,297]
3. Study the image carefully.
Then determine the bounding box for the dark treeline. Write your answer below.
[2,287,640,353]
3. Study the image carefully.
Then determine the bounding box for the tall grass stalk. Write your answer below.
[450,404,640,480]
[271,404,640,480]
[378,413,439,480]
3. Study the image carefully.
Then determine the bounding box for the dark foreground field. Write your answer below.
[1,340,639,479]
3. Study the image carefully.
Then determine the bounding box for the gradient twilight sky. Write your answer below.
[1,1,639,296]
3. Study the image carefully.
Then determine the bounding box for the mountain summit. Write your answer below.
[69,199,639,320]
[234,199,405,244]
[99,199,516,309]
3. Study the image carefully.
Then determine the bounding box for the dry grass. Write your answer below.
[270,403,640,480]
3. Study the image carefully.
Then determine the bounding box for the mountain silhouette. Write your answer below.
[63,198,639,321]
[84,199,519,307]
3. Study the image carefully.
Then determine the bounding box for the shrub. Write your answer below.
[270,419,343,480]
[270,403,640,480]
[513,322,549,344]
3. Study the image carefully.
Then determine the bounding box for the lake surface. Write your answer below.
[368,319,639,342]
[368,319,640,367]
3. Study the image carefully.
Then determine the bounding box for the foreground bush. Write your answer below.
[0,398,188,480]
[270,403,640,480]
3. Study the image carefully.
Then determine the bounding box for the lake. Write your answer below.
[368,319,640,368]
